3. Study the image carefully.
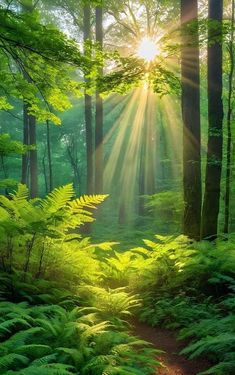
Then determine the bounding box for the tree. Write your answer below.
[201,0,224,240]
[0,133,30,193]
[21,1,38,198]
[84,4,94,194]
[139,90,155,216]
[95,5,104,194]
[224,0,234,234]
[46,120,53,192]
[181,0,201,240]
[22,103,30,186]
[28,113,38,198]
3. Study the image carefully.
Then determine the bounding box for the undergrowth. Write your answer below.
[1,184,235,374]
[103,235,235,375]
[0,185,161,375]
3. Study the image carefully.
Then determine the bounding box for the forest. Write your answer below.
[0,0,235,374]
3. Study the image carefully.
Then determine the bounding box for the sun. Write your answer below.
[137,37,159,62]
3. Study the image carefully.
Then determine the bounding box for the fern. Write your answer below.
[41,184,74,214]
[0,353,29,371]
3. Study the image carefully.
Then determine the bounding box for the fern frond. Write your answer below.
[31,353,58,366]
[3,327,45,351]
[15,344,52,358]
[0,318,31,336]
[10,184,29,204]
[0,353,29,371]
[78,321,110,341]
[41,184,74,213]
[69,194,108,211]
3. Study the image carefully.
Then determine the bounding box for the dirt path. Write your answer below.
[133,321,210,375]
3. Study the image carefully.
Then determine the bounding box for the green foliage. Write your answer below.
[145,238,235,373]
[0,134,32,156]
[0,6,92,124]
[145,191,183,233]
[0,184,160,374]
[0,295,159,374]
[99,235,235,374]
[0,184,108,280]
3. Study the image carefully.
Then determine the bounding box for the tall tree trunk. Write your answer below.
[138,128,146,216]
[158,108,167,190]
[201,0,224,240]
[22,103,29,185]
[42,148,48,195]
[29,114,38,198]
[139,91,155,216]
[83,4,93,194]
[181,0,201,240]
[95,6,104,194]
[224,0,234,234]
[46,120,53,192]
[21,2,38,197]
[22,104,38,197]
[146,92,155,195]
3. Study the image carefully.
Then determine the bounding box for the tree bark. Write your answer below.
[201,0,224,240]
[224,0,234,234]
[95,5,104,194]
[22,103,29,185]
[139,91,155,216]
[83,4,93,194]
[46,120,53,192]
[29,114,38,198]
[21,2,38,197]
[181,0,202,240]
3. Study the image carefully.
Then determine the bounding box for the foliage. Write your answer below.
[105,235,235,375]
[0,183,108,280]
[0,7,91,124]
[0,185,161,374]
[0,133,32,156]
[0,286,160,374]
[145,191,183,233]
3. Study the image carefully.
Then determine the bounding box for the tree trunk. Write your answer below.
[46,120,53,192]
[42,148,48,195]
[139,91,155,216]
[95,6,104,194]
[21,2,38,197]
[29,114,38,198]
[145,92,155,196]
[224,0,234,234]
[83,4,93,194]
[201,0,224,240]
[181,0,201,240]
[138,130,146,216]
[22,103,29,185]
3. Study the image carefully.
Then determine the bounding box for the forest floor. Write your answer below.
[133,321,210,375]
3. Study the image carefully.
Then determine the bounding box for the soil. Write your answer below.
[132,320,210,375]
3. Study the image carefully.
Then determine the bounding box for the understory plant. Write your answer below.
[101,234,235,375]
[0,185,161,374]
[0,295,160,374]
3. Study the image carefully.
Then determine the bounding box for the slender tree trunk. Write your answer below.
[139,130,146,216]
[42,148,48,194]
[22,103,29,185]
[83,5,93,194]
[181,0,201,240]
[95,5,104,194]
[224,0,234,234]
[146,92,155,195]
[46,120,53,192]
[158,108,166,189]
[21,2,38,196]
[29,114,38,198]
[139,91,155,216]
[201,0,224,240]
